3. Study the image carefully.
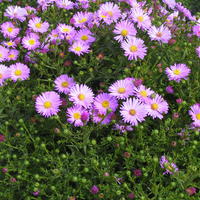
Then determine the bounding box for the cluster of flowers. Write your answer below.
[35,74,170,128]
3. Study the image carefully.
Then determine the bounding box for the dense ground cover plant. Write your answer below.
[0,0,200,199]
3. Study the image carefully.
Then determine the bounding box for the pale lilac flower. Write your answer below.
[28,17,49,33]
[196,46,200,58]
[75,29,95,44]
[160,156,179,175]
[1,22,20,39]
[69,41,90,56]
[0,46,9,62]
[189,104,200,127]
[0,64,10,86]
[22,33,40,50]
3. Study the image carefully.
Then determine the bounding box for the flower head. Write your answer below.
[69,41,90,56]
[1,22,20,39]
[22,33,40,50]
[5,6,28,22]
[0,64,10,86]
[28,17,49,33]
[160,156,179,175]
[189,104,200,127]
[0,45,9,62]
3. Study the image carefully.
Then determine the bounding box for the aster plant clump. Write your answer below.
[0,0,200,199]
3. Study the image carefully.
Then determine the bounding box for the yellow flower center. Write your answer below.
[61,81,69,88]
[151,103,159,110]
[121,29,128,37]
[156,32,163,37]
[101,15,107,18]
[173,69,181,75]
[137,16,144,22]
[28,39,36,45]
[53,34,58,38]
[78,18,87,23]
[130,45,138,52]
[101,100,110,108]
[44,101,52,109]
[35,23,42,29]
[7,27,13,33]
[0,73,3,79]
[7,42,13,46]
[14,69,22,76]
[140,90,148,97]
[0,53,2,58]
[118,87,126,94]
[107,11,113,17]
[73,112,81,120]
[8,54,15,58]
[129,109,136,116]
[78,94,85,101]
[62,28,70,33]
[167,165,173,171]
[196,113,200,120]
[74,46,82,52]
[81,35,88,41]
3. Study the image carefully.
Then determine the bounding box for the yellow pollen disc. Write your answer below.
[53,34,58,38]
[35,23,42,29]
[61,81,69,88]
[156,32,163,37]
[101,100,110,108]
[44,101,52,109]
[137,16,144,22]
[7,27,13,33]
[107,11,113,17]
[81,35,88,41]
[118,87,126,94]
[130,45,138,52]
[8,54,15,58]
[151,103,158,110]
[74,46,82,52]
[140,90,148,97]
[98,114,105,118]
[28,39,36,45]
[73,112,81,120]
[167,165,173,171]
[0,53,3,58]
[63,28,69,33]
[129,109,136,116]
[14,69,22,76]
[0,73,3,79]
[121,29,128,37]
[7,42,13,46]
[78,18,87,23]
[173,69,181,75]
[78,94,85,101]
[101,15,107,18]
[196,113,200,120]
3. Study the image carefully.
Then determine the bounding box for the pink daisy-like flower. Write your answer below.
[98,2,121,25]
[69,41,90,56]
[10,63,30,82]
[148,25,172,43]
[35,91,62,118]
[160,156,179,175]
[92,109,113,125]
[47,29,63,43]
[121,37,147,60]
[196,46,200,58]
[193,25,200,38]
[0,45,9,62]
[120,98,147,126]
[56,0,74,10]
[162,0,176,9]
[0,64,10,86]
[1,22,20,39]
[22,33,40,50]
[94,93,118,114]
[54,74,75,94]
[131,7,151,30]
[69,84,94,108]
[28,17,49,33]
[73,11,92,28]
[57,24,75,35]
[113,20,137,42]
[189,104,200,127]
[109,79,134,100]
[67,105,89,127]
[7,49,19,61]
[2,40,17,48]
[4,6,28,22]
[145,94,169,119]
[134,85,154,102]
[165,63,191,82]
[75,29,95,44]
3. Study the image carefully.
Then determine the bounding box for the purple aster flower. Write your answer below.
[28,17,49,33]
[145,94,169,119]
[98,2,121,25]
[113,20,137,42]
[109,79,134,100]
[92,108,113,125]
[196,46,200,58]
[7,49,19,61]
[10,63,30,82]
[35,91,62,118]
[56,0,74,10]
[131,7,151,30]
[193,25,200,38]
[1,22,20,39]
[120,98,147,126]
[54,74,75,94]
[57,24,75,35]
[0,45,9,62]
[0,64,10,86]
[69,41,90,56]
[73,11,92,28]
[2,40,17,48]
[121,37,147,60]
[166,85,174,94]
[160,156,179,175]
[37,0,54,11]
[189,104,200,127]
[67,105,89,127]
[94,93,118,114]
[113,121,134,133]
[69,84,94,108]
[162,0,176,9]
[75,29,95,44]
[4,6,28,22]
[22,33,40,50]
[133,85,154,102]
[48,29,63,43]
[148,25,172,43]
[165,63,191,82]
